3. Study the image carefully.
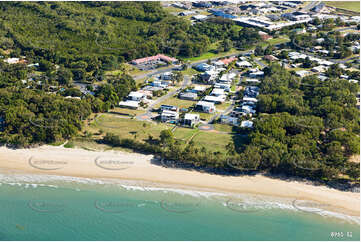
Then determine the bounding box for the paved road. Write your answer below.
[136,75,191,121]
[301,1,321,12]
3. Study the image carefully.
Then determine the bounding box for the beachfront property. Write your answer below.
[241,120,254,128]
[220,114,239,125]
[182,113,200,127]
[160,110,179,123]
[195,101,216,113]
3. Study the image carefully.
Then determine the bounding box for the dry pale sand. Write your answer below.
[0,145,359,216]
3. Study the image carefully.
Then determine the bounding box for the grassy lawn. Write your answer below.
[107,107,145,116]
[153,96,197,109]
[180,68,201,75]
[326,1,360,12]
[193,111,215,121]
[215,102,231,111]
[90,114,171,141]
[213,123,235,133]
[191,131,242,153]
[266,37,290,45]
[184,48,237,62]
[173,127,198,141]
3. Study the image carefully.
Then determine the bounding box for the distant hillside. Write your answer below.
[0,2,209,66]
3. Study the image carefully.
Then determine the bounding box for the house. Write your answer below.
[192,1,212,8]
[172,2,192,10]
[118,100,139,109]
[161,110,179,123]
[4,57,20,64]
[241,120,254,128]
[245,78,261,84]
[131,54,178,65]
[138,90,153,98]
[219,57,237,66]
[200,70,218,83]
[219,73,236,83]
[204,95,226,104]
[195,101,216,113]
[220,115,238,125]
[264,55,279,61]
[160,105,178,112]
[211,88,225,96]
[151,80,168,88]
[128,91,146,101]
[249,71,264,78]
[236,61,252,68]
[193,85,207,93]
[311,66,326,73]
[195,63,214,72]
[243,97,258,103]
[179,10,196,16]
[214,83,231,91]
[316,38,325,44]
[241,105,256,114]
[295,70,310,77]
[259,31,272,41]
[179,92,198,100]
[183,113,200,127]
[191,15,208,21]
[160,72,173,80]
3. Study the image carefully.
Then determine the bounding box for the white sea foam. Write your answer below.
[0,172,359,224]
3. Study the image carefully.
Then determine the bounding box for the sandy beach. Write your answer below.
[0,145,359,216]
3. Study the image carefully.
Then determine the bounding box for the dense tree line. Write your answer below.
[0,1,260,77]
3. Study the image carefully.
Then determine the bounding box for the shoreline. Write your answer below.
[0,145,359,217]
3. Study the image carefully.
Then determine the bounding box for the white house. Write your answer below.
[295,70,310,77]
[183,113,200,126]
[211,88,225,96]
[119,100,139,109]
[195,101,216,113]
[204,95,226,104]
[249,71,264,78]
[236,60,252,68]
[160,72,173,80]
[161,110,179,123]
[241,120,254,128]
[243,97,258,103]
[220,115,239,125]
[128,91,146,101]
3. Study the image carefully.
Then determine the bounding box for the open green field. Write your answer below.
[213,123,235,133]
[191,131,247,153]
[90,114,172,141]
[184,48,237,62]
[266,37,290,45]
[326,1,360,12]
[153,96,197,110]
[173,127,198,141]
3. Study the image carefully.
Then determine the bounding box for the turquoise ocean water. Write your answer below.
[0,173,359,241]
